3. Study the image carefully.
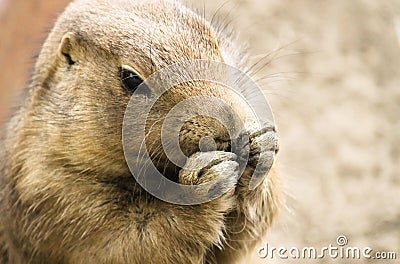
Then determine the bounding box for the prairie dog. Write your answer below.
[0,0,283,263]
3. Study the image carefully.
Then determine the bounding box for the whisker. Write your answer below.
[210,0,232,27]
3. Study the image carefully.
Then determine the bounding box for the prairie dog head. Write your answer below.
[21,0,259,188]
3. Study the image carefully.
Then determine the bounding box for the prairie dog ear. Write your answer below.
[58,32,78,65]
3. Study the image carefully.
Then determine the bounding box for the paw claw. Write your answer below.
[179,151,239,199]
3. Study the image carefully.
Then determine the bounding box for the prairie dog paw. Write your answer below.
[179,151,239,199]
[245,121,278,179]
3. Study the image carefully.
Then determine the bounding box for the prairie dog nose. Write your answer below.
[179,114,240,157]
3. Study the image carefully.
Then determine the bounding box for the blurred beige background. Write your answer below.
[1,0,399,263]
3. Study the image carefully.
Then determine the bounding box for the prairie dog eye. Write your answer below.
[119,66,145,94]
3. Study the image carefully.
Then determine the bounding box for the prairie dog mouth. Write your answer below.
[155,123,277,184]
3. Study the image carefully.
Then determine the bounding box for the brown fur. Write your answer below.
[0,0,283,263]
